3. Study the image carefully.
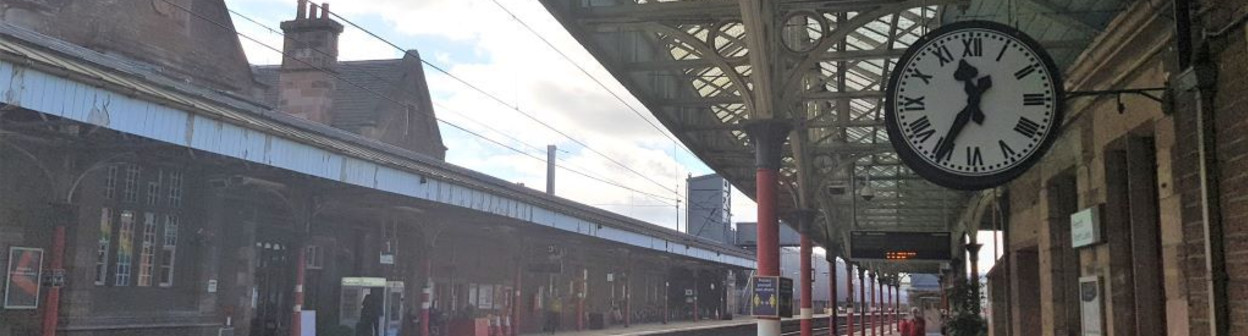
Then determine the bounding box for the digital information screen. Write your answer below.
[849,231,952,261]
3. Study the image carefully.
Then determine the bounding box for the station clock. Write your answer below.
[884,20,1064,190]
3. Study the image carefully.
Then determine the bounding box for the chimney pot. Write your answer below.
[308,4,319,19]
[321,3,330,19]
[296,0,307,19]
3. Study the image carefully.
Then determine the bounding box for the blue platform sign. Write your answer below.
[752,276,779,317]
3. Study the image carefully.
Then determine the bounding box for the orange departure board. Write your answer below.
[850,231,952,261]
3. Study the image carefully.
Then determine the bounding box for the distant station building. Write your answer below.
[0,1,752,335]
[685,174,731,244]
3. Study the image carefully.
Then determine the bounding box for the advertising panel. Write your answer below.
[4,247,44,309]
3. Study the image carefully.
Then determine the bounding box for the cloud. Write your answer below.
[225,0,760,231]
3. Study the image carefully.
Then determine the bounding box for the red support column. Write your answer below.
[663,280,669,324]
[847,263,856,336]
[828,257,838,336]
[800,234,813,336]
[881,279,888,333]
[422,257,433,336]
[291,244,306,336]
[624,273,631,328]
[869,272,877,336]
[41,225,66,336]
[744,120,790,336]
[693,270,699,322]
[578,268,586,331]
[858,268,866,336]
[886,281,893,332]
[513,262,521,336]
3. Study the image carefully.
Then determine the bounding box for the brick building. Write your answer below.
[976,0,1248,335]
[0,1,752,336]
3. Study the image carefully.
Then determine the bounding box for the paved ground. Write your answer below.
[519,315,912,336]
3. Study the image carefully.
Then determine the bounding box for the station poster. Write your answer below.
[751,276,779,317]
[4,247,43,309]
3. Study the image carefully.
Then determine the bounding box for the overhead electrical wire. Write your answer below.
[162,0,680,204]
[319,6,682,196]
[484,0,697,158]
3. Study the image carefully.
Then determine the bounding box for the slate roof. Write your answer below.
[0,22,755,263]
[253,58,408,131]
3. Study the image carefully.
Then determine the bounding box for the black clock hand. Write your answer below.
[955,60,992,125]
[969,77,991,124]
[935,105,972,162]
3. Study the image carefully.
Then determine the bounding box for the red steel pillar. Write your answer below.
[291,244,306,336]
[857,269,865,336]
[870,272,877,336]
[578,268,586,331]
[663,280,669,324]
[692,270,699,322]
[512,262,521,336]
[847,263,856,336]
[422,256,433,336]
[41,225,66,336]
[879,275,885,336]
[624,273,631,328]
[800,234,813,336]
[745,120,791,336]
[828,257,838,336]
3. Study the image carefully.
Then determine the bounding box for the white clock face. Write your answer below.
[886,22,1061,189]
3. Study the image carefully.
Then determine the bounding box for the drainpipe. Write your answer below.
[1173,0,1229,334]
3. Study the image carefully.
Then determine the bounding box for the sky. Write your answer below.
[220,0,1002,274]
[222,0,761,231]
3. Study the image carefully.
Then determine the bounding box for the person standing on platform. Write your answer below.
[899,307,926,336]
[544,295,563,334]
[357,289,382,336]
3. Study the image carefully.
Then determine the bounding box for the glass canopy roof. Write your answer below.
[539,0,1129,270]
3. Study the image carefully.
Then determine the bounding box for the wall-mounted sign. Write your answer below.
[1079,276,1104,336]
[884,20,1065,190]
[208,279,218,293]
[751,276,793,318]
[379,253,395,265]
[850,231,952,261]
[1071,206,1103,248]
[4,247,44,309]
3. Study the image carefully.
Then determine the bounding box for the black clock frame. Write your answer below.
[884,20,1066,191]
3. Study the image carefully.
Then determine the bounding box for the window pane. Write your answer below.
[138,213,157,286]
[167,171,183,207]
[95,208,112,285]
[160,214,178,287]
[146,170,162,206]
[115,210,135,286]
[104,165,118,200]
[123,164,140,203]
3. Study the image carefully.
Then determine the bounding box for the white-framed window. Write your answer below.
[305,245,323,270]
[159,214,178,287]
[146,170,162,206]
[115,210,135,286]
[167,171,183,207]
[137,213,157,286]
[95,208,112,285]
[122,164,140,203]
[104,165,119,200]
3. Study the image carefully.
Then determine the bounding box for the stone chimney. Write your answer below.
[277,0,343,124]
